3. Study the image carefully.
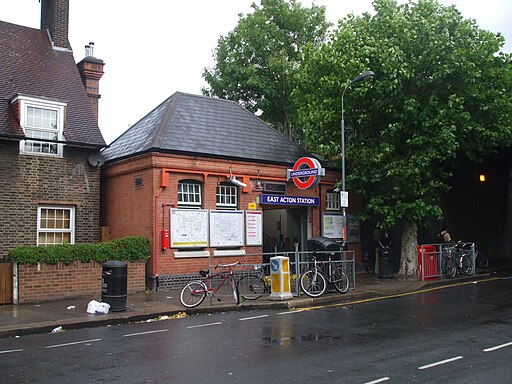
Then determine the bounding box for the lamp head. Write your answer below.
[352,70,375,84]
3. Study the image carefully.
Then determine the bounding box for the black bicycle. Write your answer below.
[441,241,473,278]
[300,254,350,297]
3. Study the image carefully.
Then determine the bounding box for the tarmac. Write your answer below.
[1,261,511,339]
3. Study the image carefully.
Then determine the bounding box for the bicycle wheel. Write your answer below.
[461,253,474,276]
[300,270,326,297]
[180,281,207,308]
[230,278,240,305]
[238,275,266,300]
[331,266,350,294]
[441,257,456,279]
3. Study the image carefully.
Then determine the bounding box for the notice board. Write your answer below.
[209,210,244,247]
[170,209,209,248]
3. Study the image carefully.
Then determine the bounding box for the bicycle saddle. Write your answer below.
[199,270,209,277]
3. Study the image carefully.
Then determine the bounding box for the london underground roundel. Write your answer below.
[287,157,325,190]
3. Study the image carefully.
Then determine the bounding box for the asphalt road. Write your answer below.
[1,275,511,384]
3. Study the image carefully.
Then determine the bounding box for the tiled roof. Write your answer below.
[0,21,105,147]
[102,92,312,166]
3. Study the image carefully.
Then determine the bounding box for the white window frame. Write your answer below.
[178,181,202,209]
[37,206,75,246]
[216,184,238,210]
[326,191,341,211]
[16,96,66,157]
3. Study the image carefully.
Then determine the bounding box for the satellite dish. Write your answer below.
[88,152,106,167]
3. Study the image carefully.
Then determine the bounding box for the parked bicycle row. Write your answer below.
[179,250,355,308]
[419,241,488,281]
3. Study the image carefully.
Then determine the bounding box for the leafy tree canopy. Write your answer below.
[202,0,330,143]
[295,0,512,273]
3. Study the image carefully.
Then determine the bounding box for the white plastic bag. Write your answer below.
[87,300,110,314]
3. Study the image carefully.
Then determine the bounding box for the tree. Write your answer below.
[202,0,330,143]
[296,0,512,274]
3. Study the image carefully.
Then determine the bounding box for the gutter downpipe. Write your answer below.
[153,186,165,291]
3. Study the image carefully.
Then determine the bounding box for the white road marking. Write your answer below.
[187,322,222,329]
[123,329,168,337]
[239,315,269,321]
[278,309,305,315]
[418,356,463,370]
[45,338,102,349]
[484,341,512,352]
[0,349,23,354]
[364,377,390,384]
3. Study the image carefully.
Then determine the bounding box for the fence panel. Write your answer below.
[0,262,13,305]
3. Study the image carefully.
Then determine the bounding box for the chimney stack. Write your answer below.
[40,0,71,50]
[77,42,105,121]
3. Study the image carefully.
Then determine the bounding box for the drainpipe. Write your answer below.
[152,186,165,291]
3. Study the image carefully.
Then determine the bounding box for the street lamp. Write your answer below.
[340,70,375,244]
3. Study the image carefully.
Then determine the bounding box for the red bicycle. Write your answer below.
[180,261,240,308]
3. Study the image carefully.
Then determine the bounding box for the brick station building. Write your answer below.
[101,92,361,289]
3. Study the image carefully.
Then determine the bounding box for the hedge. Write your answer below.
[7,237,150,265]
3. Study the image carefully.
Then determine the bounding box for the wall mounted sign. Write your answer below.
[287,157,325,189]
[260,194,319,206]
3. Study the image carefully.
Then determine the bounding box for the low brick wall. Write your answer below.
[17,260,146,304]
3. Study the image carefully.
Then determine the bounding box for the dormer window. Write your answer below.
[16,96,66,157]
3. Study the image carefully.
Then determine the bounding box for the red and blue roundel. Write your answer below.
[287,157,325,190]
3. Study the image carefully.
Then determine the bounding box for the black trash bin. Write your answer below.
[101,260,127,312]
[307,236,341,260]
[377,247,393,279]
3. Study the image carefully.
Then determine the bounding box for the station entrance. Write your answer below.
[262,207,309,256]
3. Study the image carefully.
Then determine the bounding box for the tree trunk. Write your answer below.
[398,221,419,276]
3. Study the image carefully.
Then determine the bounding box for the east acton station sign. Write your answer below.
[260,157,325,207]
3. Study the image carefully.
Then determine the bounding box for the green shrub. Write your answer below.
[8,237,150,265]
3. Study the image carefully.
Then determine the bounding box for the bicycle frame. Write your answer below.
[201,268,236,297]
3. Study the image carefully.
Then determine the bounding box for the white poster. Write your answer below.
[170,209,209,248]
[245,211,263,246]
[322,213,343,239]
[209,210,244,247]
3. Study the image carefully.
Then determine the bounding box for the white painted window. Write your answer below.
[37,206,75,246]
[216,184,238,210]
[326,191,341,211]
[178,181,202,208]
[16,96,66,157]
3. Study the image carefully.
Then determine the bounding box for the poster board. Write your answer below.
[209,210,244,247]
[322,213,343,239]
[245,211,263,246]
[170,209,209,248]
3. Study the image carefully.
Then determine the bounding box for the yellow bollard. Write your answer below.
[269,256,293,300]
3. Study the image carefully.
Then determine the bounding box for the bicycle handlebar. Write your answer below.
[214,261,241,269]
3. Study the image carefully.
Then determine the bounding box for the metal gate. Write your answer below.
[0,262,13,305]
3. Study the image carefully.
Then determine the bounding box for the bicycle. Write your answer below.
[237,264,270,300]
[441,241,473,278]
[180,261,240,308]
[300,253,350,298]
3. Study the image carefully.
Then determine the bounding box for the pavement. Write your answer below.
[1,261,511,339]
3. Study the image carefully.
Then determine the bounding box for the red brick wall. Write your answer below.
[102,153,351,278]
[17,261,146,303]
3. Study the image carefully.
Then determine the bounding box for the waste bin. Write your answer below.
[101,260,127,312]
[417,245,438,280]
[307,236,341,260]
[377,247,393,278]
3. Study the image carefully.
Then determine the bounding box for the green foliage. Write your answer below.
[7,237,150,265]
[296,0,512,229]
[202,0,330,143]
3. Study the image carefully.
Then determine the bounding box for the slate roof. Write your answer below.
[0,21,105,147]
[102,92,312,166]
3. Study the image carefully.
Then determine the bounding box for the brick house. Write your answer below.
[0,0,126,303]
[101,92,360,290]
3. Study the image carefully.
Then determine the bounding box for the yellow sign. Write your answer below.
[248,203,257,210]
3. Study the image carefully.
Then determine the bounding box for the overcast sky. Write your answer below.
[1,0,511,144]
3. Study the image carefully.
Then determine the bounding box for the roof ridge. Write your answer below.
[150,93,180,148]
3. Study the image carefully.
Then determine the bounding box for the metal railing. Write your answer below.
[418,242,476,281]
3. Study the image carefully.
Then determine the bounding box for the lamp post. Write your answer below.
[340,70,375,245]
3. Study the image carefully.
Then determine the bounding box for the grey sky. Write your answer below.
[1,0,510,144]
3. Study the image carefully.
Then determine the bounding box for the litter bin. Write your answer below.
[307,236,341,260]
[417,245,438,280]
[101,260,127,312]
[377,247,393,278]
